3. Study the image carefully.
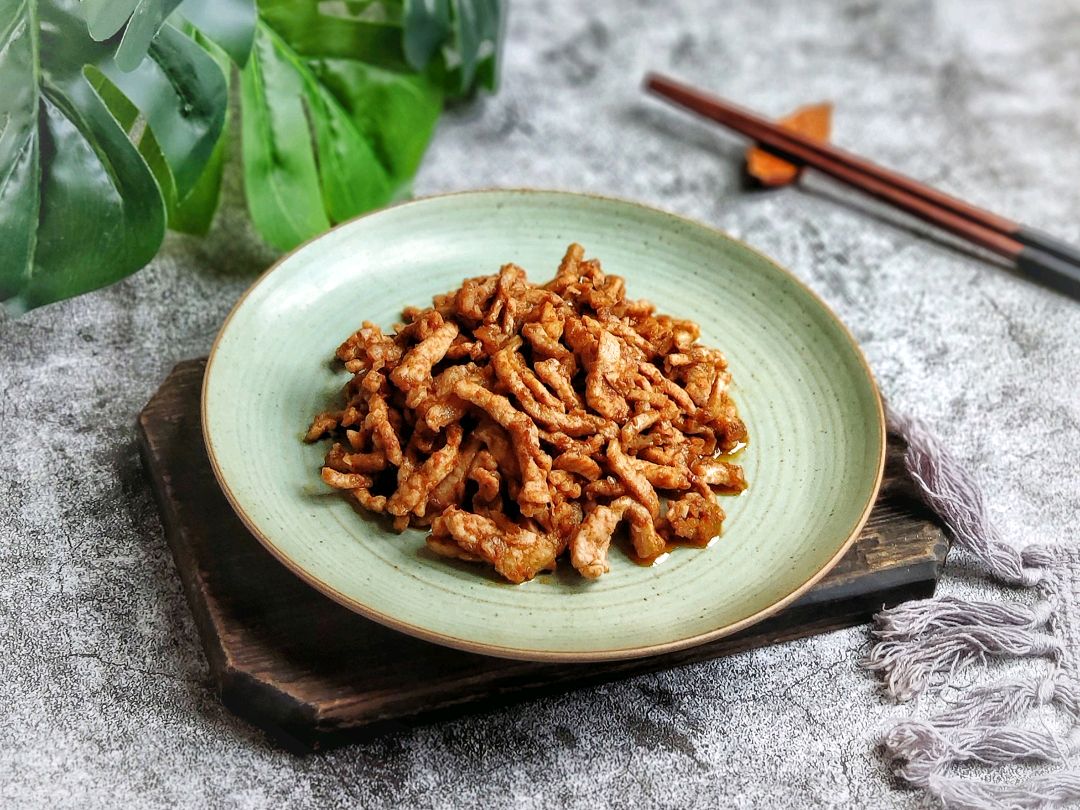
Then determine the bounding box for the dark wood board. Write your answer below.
[137,359,947,752]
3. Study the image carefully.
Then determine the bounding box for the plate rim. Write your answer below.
[202,188,886,663]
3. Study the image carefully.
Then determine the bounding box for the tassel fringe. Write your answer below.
[921,771,1080,810]
[886,407,1053,587]
[865,409,1073,808]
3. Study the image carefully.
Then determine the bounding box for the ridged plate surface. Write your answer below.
[203,190,884,661]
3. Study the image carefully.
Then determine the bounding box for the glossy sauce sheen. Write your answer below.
[634,442,748,567]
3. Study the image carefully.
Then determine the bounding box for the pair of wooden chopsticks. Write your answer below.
[645,73,1080,300]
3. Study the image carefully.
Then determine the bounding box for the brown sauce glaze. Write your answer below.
[633,440,748,567]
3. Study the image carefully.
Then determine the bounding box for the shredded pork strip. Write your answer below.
[308,243,748,582]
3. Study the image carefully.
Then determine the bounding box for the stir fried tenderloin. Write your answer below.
[306,244,748,583]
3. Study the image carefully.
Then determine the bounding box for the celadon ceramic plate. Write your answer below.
[203,190,884,662]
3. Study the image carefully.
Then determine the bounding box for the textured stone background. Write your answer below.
[3,1,1079,807]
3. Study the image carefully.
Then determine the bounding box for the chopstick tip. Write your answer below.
[643,72,688,102]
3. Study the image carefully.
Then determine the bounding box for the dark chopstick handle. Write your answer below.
[1015,246,1080,300]
[643,73,1017,236]
[645,73,1080,302]
[643,75,1017,259]
[1015,227,1080,271]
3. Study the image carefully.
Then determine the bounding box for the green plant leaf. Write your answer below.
[165,120,227,233]
[403,0,449,70]
[177,0,256,67]
[310,56,441,186]
[1,0,229,312]
[403,0,500,95]
[240,23,331,251]
[83,0,187,72]
[85,0,257,70]
[87,52,223,237]
[239,12,441,251]
[256,0,407,68]
[137,32,231,234]
[0,0,42,295]
[82,0,139,41]
[314,0,404,27]
[1,0,164,313]
[137,118,227,235]
[98,21,227,196]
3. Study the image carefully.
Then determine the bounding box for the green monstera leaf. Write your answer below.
[93,27,233,236]
[237,0,507,252]
[82,0,256,72]
[403,0,501,95]
[78,0,245,239]
[83,0,186,72]
[239,1,443,251]
[0,0,227,312]
[0,0,502,312]
[176,0,256,67]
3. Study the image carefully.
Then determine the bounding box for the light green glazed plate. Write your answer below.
[203,190,884,662]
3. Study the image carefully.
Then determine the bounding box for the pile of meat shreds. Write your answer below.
[306,244,748,583]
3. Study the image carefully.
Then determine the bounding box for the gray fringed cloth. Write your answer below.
[866,408,1079,808]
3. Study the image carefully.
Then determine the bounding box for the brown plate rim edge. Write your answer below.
[200,187,887,663]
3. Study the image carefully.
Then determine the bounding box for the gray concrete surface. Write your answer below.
[3,1,1078,807]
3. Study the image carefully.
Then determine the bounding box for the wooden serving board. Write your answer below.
[138,359,947,752]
